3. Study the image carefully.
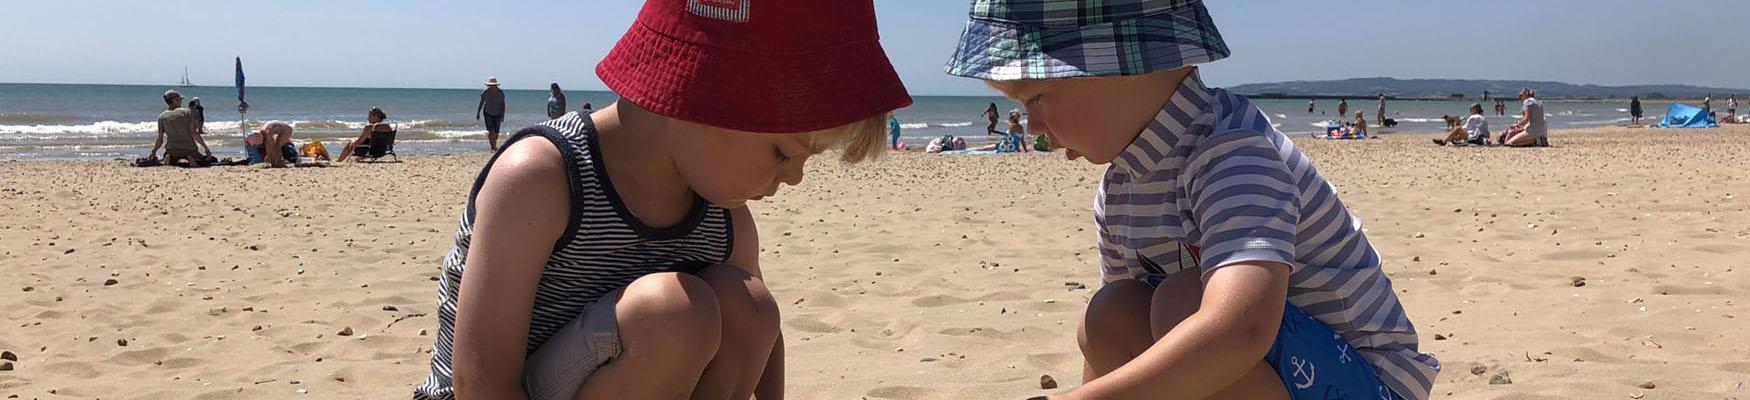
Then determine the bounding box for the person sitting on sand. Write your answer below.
[945,0,1437,398]
[337,107,396,162]
[1500,88,1548,147]
[1006,109,1027,152]
[147,90,214,167]
[1434,103,1489,146]
[246,121,297,167]
[1352,111,1369,138]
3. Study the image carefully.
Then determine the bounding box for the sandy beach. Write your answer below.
[2,125,1747,399]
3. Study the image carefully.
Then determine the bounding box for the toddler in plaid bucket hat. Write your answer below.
[414,1,911,399]
[946,1,1441,400]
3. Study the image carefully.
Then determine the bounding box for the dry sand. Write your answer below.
[2,126,1747,399]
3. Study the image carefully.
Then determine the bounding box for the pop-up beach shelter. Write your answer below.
[1660,103,1718,128]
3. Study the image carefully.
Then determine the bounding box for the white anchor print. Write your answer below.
[1289,356,1317,389]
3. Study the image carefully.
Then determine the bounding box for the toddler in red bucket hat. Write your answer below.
[413,1,911,399]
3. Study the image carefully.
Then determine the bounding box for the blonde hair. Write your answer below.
[804,113,891,164]
[1518,88,1536,99]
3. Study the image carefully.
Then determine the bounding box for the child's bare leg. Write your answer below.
[690,264,781,400]
[576,273,722,400]
[1077,279,1154,381]
[1149,270,1290,400]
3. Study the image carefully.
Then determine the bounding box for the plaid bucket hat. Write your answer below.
[945,0,1230,81]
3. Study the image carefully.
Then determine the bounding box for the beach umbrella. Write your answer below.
[236,57,249,137]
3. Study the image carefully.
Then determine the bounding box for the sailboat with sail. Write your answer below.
[180,66,196,88]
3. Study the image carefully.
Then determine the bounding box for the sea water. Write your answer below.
[0,83,1677,160]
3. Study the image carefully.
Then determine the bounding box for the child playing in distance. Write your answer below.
[1353,111,1370,138]
[944,0,1440,399]
[412,0,911,399]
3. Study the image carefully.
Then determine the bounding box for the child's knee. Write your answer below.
[697,265,780,340]
[618,273,723,354]
[1081,279,1153,346]
[1149,270,1205,338]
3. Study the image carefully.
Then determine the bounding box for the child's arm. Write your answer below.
[449,139,571,399]
[726,206,785,400]
[149,120,165,159]
[1068,133,1303,399]
[1065,262,1290,400]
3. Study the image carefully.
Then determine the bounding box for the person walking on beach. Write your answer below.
[889,114,903,149]
[148,90,213,167]
[1729,95,1738,122]
[1337,98,1349,121]
[943,0,1438,397]
[1630,96,1644,126]
[476,77,507,150]
[547,83,568,120]
[1376,93,1387,128]
[981,102,1000,134]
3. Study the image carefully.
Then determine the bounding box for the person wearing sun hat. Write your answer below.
[944,1,1440,399]
[413,0,910,399]
[475,77,507,150]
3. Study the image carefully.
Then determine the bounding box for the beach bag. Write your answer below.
[300,141,331,161]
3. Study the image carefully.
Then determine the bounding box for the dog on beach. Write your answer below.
[1443,115,1462,129]
[1383,118,1398,128]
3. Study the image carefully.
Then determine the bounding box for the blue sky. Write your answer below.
[2,0,1744,95]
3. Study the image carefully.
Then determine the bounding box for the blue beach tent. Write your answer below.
[1660,103,1717,128]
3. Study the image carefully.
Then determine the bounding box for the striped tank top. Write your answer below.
[414,112,735,400]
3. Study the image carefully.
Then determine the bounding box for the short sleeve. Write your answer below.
[1184,131,1300,278]
[1094,177,1133,283]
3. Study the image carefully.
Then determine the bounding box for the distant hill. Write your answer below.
[1227,78,1747,100]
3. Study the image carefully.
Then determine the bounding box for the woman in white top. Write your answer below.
[1500,88,1548,147]
[1434,103,1489,146]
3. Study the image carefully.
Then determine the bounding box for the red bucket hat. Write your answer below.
[598,0,913,134]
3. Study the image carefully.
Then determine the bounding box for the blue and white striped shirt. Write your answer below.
[1095,71,1440,400]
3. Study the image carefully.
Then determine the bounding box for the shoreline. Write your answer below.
[0,122,1696,162]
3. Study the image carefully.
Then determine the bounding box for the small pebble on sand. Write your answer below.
[337,327,354,336]
[1039,374,1058,390]
[103,278,118,286]
[1637,380,1655,389]
[1489,371,1512,384]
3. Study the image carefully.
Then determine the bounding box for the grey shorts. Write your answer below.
[522,288,625,400]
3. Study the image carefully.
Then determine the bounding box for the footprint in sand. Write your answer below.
[865,385,941,399]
